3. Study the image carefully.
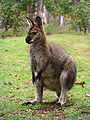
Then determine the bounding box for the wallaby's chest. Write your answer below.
[30,45,48,68]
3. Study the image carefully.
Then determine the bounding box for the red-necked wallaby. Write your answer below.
[23,16,77,107]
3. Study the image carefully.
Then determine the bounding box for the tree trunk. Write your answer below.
[56,16,60,26]
[45,8,52,24]
[60,15,65,27]
[42,5,47,24]
[38,0,43,16]
[5,25,8,31]
[27,4,30,18]
[27,3,35,18]
[56,15,65,27]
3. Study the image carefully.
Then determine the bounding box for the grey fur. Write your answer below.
[25,16,77,107]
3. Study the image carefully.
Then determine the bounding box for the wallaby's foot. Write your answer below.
[21,100,42,106]
[54,102,61,109]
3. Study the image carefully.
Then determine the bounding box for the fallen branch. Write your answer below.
[75,81,85,87]
[85,94,90,97]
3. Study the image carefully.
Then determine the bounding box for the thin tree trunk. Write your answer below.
[5,25,8,31]
[60,15,65,27]
[27,4,30,18]
[27,3,35,18]
[45,8,52,24]
[56,15,65,27]
[56,15,60,26]
[38,0,43,16]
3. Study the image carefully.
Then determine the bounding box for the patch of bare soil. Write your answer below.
[0,95,21,103]
[9,110,23,116]
[0,34,19,39]
[37,106,69,120]
[28,103,73,119]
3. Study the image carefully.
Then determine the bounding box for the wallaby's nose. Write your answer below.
[25,37,31,44]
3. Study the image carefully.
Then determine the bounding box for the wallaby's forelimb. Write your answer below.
[34,59,48,82]
[35,72,41,81]
[32,71,36,84]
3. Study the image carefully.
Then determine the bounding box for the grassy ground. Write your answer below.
[0,31,90,120]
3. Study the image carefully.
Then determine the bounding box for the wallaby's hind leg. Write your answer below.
[58,88,68,106]
[55,88,68,108]
[56,56,76,107]
[56,71,68,106]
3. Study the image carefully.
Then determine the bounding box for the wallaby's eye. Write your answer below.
[33,32,37,35]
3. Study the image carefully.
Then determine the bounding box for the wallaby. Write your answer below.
[23,16,77,107]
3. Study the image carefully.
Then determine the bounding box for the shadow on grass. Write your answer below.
[42,99,58,105]
[21,98,75,111]
[21,99,58,106]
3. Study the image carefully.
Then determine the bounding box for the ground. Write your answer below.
[0,31,90,120]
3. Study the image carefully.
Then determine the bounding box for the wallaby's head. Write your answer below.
[25,16,46,44]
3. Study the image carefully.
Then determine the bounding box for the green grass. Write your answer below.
[0,31,90,120]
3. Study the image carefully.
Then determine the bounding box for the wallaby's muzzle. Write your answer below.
[25,36,31,44]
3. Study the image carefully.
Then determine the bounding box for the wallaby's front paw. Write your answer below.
[35,73,41,81]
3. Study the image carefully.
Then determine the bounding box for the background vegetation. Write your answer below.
[0,0,90,33]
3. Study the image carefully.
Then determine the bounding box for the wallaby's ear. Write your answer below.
[26,17,36,26]
[35,16,42,28]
